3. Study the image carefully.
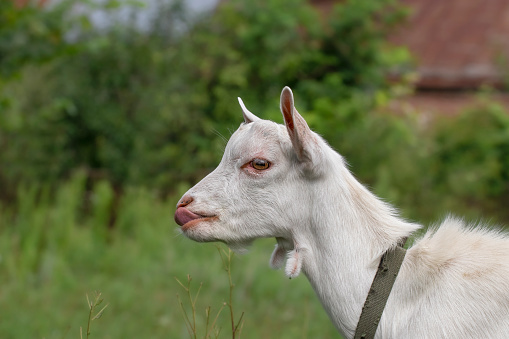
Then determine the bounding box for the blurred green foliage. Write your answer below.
[431,100,509,221]
[0,173,338,338]
[0,0,411,193]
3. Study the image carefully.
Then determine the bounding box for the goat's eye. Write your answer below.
[251,158,270,170]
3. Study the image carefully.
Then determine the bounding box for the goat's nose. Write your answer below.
[177,195,194,208]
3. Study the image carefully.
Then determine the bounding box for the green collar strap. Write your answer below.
[354,240,407,339]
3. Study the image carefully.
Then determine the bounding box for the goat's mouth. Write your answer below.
[174,207,217,231]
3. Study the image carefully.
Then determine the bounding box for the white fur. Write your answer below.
[177,87,509,338]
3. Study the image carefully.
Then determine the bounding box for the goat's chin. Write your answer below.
[181,221,254,253]
[180,218,221,243]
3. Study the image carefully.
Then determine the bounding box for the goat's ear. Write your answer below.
[238,97,260,124]
[280,87,312,162]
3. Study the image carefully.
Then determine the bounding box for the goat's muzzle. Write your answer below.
[174,207,218,233]
[174,207,203,227]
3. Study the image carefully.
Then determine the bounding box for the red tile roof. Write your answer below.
[391,0,509,89]
[312,0,509,90]
[14,0,48,8]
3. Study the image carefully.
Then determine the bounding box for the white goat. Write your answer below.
[175,87,509,338]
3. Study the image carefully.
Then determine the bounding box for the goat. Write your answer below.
[174,87,509,338]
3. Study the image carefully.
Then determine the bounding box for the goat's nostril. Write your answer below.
[177,195,194,208]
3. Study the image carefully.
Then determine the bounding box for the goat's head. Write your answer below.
[175,87,331,270]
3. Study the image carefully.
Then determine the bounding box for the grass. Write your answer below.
[0,173,340,338]
[81,292,109,339]
[175,248,244,339]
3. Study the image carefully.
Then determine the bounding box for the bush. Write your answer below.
[0,0,410,197]
[431,101,509,221]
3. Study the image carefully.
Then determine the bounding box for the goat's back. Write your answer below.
[385,217,509,338]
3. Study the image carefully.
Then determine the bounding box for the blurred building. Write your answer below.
[312,0,509,115]
[14,0,48,7]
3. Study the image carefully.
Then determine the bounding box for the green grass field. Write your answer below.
[0,174,340,338]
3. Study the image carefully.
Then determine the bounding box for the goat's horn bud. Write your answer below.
[238,97,260,123]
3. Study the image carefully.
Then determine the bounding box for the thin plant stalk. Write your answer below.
[176,245,245,339]
[176,274,226,339]
[80,291,109,339]
[217,246,244,339]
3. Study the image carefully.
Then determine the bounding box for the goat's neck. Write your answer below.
[290,165,417,336]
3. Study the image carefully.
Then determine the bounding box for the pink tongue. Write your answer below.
[174,207,202,226]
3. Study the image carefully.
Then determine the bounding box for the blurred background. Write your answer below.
[1,0,509,337]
